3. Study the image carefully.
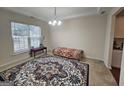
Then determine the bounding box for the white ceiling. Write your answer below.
[3,7,112,21]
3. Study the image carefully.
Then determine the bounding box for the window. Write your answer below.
[30,25,41,48]
[11,22,41,53]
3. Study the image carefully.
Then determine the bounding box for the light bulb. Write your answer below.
[48,21,52,25]
[52,22,56,26]
[57,20,62,26]
[48,20,62,26]
[53,20,57,24]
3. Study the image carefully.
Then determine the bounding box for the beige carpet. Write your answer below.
[48,52,117,86]
[81,58,117,86]
[0,52,117,86]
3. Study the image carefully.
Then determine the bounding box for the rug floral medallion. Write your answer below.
[0,55,89,86]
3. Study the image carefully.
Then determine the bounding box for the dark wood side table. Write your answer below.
[30,47,47,58]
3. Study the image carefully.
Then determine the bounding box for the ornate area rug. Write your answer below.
[0,55,89,86]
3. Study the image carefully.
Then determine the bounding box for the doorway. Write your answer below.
[111,9,124,85]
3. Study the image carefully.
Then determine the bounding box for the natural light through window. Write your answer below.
[30,25,41,49]
[11,22,42,53]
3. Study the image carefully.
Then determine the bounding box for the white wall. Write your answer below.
[104,7,121,69]
[0,8,50,70]
[49,15,107,61]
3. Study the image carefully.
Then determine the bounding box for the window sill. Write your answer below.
[12,50,30,56]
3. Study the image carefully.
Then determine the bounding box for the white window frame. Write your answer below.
[11,21,42,55]
[29,25,42,49]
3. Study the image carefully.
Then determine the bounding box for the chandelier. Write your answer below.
[48,7,62,26]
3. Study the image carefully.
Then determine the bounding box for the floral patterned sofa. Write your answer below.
[53,47,84,61]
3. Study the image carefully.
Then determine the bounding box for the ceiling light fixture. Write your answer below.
[48,7,62,26]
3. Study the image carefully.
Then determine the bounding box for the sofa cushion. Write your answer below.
[53,47,83,60]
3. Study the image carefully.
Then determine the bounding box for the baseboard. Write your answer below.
[0,53,47,72]
[105,63,112,69]
[0,53,105,72]
[86,56,104,62]
[0,57,33,72]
